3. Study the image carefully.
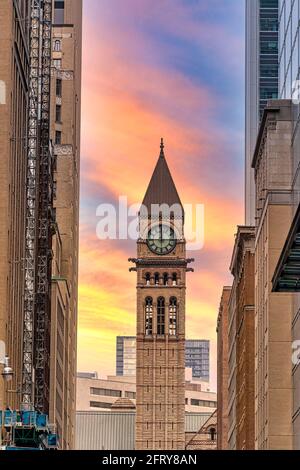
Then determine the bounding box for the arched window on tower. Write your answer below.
[145,297,153,336]
[154,273,159,285]
[172,273,177,286]
[163,273,168,286]
[209,427,217,441]
[169,297,177,336]
[157,297,165,335]
[145,273,151,286]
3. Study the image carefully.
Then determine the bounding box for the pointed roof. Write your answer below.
[142,139,183,213]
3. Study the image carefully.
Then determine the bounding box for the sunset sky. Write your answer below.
[78,0,245,390]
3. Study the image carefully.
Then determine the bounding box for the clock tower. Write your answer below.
[129,139,193,450]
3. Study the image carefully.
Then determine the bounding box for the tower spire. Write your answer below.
[160,137,165,158]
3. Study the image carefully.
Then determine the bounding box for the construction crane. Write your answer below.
[23,0,54,415]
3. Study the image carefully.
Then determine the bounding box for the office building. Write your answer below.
[185,340,210,381]
[0,0,82,450]
[245,0,279,225]
[229,226,255,450]
[116,336,210,381]
[116,337,136,376]
[76,374,217,414]
[270,1,300,450]
[216,286,231,450]
[0,0,30,411]
[253,100,293,449]
[49,0,82,449]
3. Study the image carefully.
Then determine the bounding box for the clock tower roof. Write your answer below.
[141,139,183,215]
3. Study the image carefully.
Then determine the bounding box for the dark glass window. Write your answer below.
[157,297,165,335]
[56,105,62,123]
[55,130,62,145]
[145,297,153,336]
[54,1,65,24]
[56,79,62,97]
[260,17,278,31]
[260,0,278,8]
[260,40,278,54]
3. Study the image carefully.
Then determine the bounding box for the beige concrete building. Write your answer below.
[252,100,294,449]
[76,374,217,414]
[0,0,30,411]
[49,0,82,449]
[230,226,255,450]
[216,286,231,450]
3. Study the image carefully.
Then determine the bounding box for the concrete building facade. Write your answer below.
[216,286,231,450]
[245,0,279,225]
[0,0,30,411]
[252,100,294,449]
[49,0,82,449]
[76,374,217,414]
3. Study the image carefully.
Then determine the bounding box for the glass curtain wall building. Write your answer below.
[245,0,279,225]
[185,340,210,381]
[116,337,136,376]
[116,337,210,381]
[273,0,300,449]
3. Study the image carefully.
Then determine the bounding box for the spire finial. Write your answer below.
[160,137,165,158]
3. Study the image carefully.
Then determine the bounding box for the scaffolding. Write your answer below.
[22,0,54,414]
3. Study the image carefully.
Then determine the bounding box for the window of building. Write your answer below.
[157,297,165,335]
[260,40,278,54]
[172,273,177,286]
[145,297,153,336]
[260,0,278,8]
[54,0,65,24]
[169,297,177,336]
[56,104,62,123]
[53,39,61,52]
[209,427,217,441]
[125,391,136,399]
[56,78,62,97]
[90,401,112,409]
[55,130,62,145]
[260,64,278,77]
[145,272,150,286]
[190,399,217,408]
[53,59,62,69]
[163,273,168,286]
[260,17,278,31]
[90,387,121,398]
[154,273,159,285]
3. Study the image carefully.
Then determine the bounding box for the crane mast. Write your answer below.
[22,0,54,414]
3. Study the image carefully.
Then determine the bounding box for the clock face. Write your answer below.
[147,224,176,255]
